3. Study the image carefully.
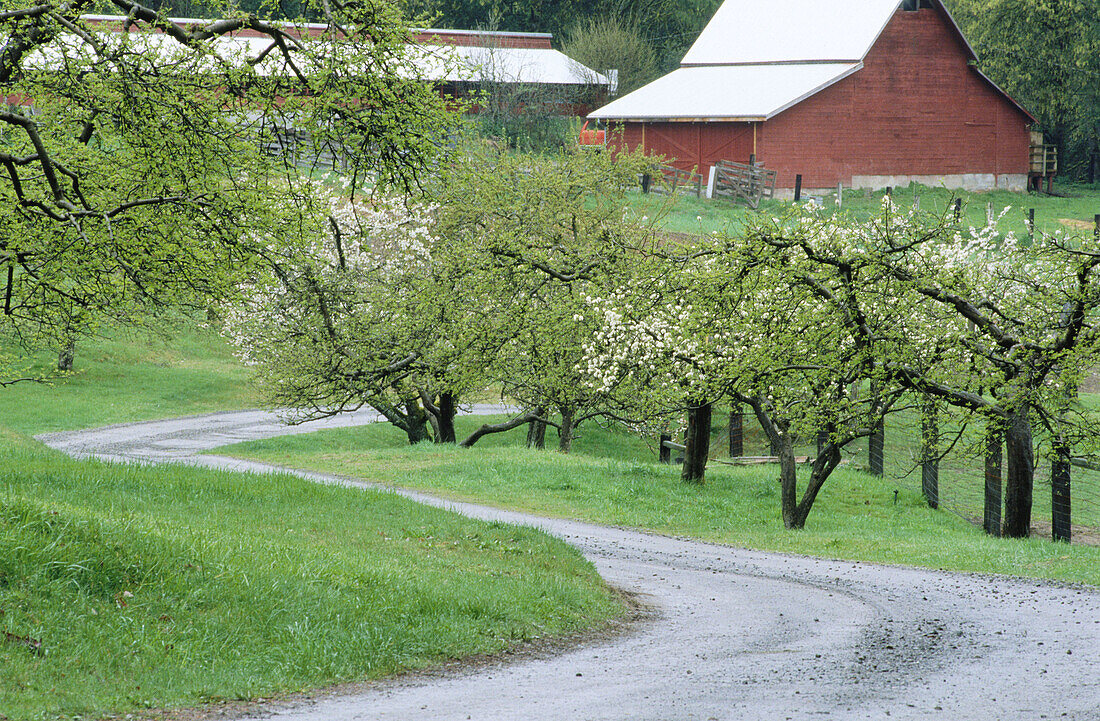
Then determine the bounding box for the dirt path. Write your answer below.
[38,411,1100,721]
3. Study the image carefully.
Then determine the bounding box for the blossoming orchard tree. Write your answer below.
[582,220,905,527]
[430,147,654,451]
[226,145,655,447]
[747,200,1100,539]
[0,0,453,382]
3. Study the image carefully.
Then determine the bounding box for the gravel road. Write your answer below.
[38,410,1100,721]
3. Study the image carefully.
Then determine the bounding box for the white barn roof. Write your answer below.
[681,0,901,66]
[35,17,611,88]
[590,0,988,122]
[417,45,609,86]
[589,63,860,122]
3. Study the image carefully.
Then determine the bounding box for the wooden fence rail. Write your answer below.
[712,160,777,209]
[643,165,705,198]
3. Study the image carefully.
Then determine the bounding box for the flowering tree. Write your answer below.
[430,145,655,451]
[749,200,1100,539]
[224,187,474,443]
[226,145,655,447]
[0,0,454,380]
[582,216,904,525]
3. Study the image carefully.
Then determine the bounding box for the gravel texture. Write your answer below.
[38,410,1100,721]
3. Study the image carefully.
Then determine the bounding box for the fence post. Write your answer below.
[953,198,962,222]
[706,166,718,199]
[1052,438,1071,543]
[984,425,1002,537]
[728,407,743,458]
[1028,208,1035,241]
[836,182,843,209]
[682,401,712,484]
[986,201,994,226]
[641,173,651,194]
[921,401,939,509]
[659,433,671,464]
[1094,214,1099,241]
[794,174,802,202]
[913,194,920,212]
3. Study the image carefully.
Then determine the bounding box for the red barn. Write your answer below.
[589,0,1036,194]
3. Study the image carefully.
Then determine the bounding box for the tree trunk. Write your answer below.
[57,337,75,372]
[460,410,539,448]
[558,406,575,453]
[1002,403,1034,539]
[526,407,547,449]
[436,392,457,444]
[402,399,431,445]
[786,442,842,530]
[681,400,712,484]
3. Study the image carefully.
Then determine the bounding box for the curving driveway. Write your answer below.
[39,410,1100,721]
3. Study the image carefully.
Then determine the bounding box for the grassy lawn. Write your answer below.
[0,318,259,435]
[630,180,1100,237]
[218,415,1100,588]
[0,428,624,721]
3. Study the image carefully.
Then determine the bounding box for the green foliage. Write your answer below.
[0,0,457,383]
[226,144,656,447]
[0,434,623,719]
[947,0,1100,178]
[562,14,658,96]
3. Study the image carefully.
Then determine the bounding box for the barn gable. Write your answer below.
[591,0,1036,192]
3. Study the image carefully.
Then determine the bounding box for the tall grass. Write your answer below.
[0,430,623,720]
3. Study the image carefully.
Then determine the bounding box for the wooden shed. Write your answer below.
[589,0,1036,194]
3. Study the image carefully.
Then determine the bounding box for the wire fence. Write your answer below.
[695,407,1100,546]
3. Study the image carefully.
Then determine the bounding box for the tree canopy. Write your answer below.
[0,0,456,381]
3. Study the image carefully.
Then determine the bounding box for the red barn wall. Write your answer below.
[758,6,1031,191]
[612,122,755,174]
[611,5,1032,192]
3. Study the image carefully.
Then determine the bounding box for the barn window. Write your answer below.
[902,0,933,10]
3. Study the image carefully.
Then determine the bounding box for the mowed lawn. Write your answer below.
[0,317,258,435]
[628,180,1100,237]
[218,415,1100,588]
[0,327,627,721]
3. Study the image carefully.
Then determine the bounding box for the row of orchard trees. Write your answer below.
[227,145,1100,539]
[225,146,658,450]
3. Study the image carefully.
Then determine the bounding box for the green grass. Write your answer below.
[631,181,1100,237]
[0,429,624,720]
[0,318,258,434]
[218,415,1100,587]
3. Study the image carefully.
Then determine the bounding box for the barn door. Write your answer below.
[699,123,755,174]
[645,123,702,171]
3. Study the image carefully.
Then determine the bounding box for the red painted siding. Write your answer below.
[611,5,1032,189]
[611,121,754,174]
[758,6,1031,188]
